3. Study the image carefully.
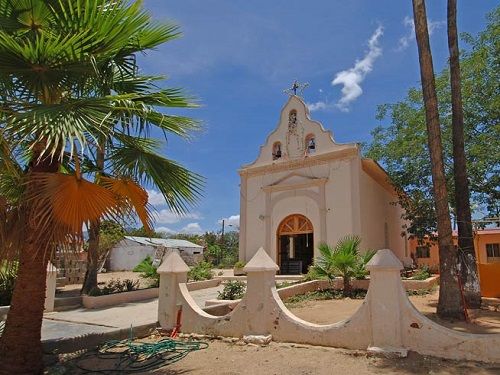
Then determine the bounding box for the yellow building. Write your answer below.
[409,228,500,297]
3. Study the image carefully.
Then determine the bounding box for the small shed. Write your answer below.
[108,236,204,271]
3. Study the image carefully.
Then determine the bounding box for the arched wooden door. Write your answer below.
[277,214,313,274]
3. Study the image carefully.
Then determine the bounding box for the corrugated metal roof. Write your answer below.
[124,236,203,248]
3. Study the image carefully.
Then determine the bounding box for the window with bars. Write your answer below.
[486,243,500,258]
[416,246,430,258]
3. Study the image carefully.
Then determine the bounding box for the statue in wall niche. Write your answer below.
[288,110,298,135]
[286,110,305,158]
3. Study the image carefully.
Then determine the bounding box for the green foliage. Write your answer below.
[133,256,159,287]
[352,250,377,280]
[303,265,325,281]
[284,289,367,307]
[126,227,165,239]
[98,221,125,253]
[412,266,432,281]
[311,236,375,296]
[188,261,214,281]
[233,261,246,269]
[217,281,246,300]
[365,7,500,237]
[88,278,140,296]
[0,262,17,306]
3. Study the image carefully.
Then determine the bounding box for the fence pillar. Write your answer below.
[366,249,407,357]
[242,247,279,337]
[157,251,189,330]
[44,262,57,312]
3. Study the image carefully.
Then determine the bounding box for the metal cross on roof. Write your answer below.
[283,80,309,96]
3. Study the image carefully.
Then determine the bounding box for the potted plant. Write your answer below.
[233,261,246,276]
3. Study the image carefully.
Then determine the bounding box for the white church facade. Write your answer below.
[238,95,408,274]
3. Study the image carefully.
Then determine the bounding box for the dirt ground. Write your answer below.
[287,290,500,334]
[54,338,500,375]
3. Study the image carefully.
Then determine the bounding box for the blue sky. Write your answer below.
[138,0,497,235]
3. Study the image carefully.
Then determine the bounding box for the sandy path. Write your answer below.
[288,290,500,334]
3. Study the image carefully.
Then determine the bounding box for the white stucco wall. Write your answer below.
[359,168,406,258]
[239,95,408,267]
[108,239,156,271]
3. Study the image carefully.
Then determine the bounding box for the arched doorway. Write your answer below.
[277,214,313,274]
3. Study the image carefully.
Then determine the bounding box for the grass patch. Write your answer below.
[406,286,436,296]
[284,289,367,307]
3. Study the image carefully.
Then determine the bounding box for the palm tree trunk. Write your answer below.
[0,150,59,374]
[81,221,100,294]
[81,138,105,294]
[0,244,49,374]
[342,276,352,297]
[447,0,481,309]
[412,0,465,320]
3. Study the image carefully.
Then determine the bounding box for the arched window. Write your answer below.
[272,142,282,160]
[305,134,316,154]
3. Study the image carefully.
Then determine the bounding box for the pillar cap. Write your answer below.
[244,247,279,272]
[366,249,403,271]
[157,251,190,274]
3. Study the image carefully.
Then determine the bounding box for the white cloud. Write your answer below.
[180,222,204,234]
[397,16,445,51]
[154,209,202,224]
[331,26,384,112]
[307,101,331,112]
[218,215,240,228]
[155,226,175,235]
[147,190,167,207]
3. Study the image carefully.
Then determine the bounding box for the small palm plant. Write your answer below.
[312,236,375,297]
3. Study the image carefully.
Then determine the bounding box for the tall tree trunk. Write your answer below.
[412,0,465,320]
[0,150,59,374]
[447,0,481,309]
[81,221,100,294]
[81,139,105,294]
[0,245,49,374]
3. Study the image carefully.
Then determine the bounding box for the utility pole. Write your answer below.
[219,219,225,266]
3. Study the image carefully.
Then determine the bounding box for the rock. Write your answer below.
[243,334,272,346]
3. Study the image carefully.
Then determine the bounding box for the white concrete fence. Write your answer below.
[158,247,500,363]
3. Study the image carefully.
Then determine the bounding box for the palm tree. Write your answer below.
[0,1,202,372]
[447,0,481,309]
[312,236,375,297]
[81,74,203,294]
[412,0,465,319]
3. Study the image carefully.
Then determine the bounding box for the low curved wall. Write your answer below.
[158,249,500,363]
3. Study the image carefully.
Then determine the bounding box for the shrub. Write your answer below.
[233,261,245,269]
[217,281,246,300]
[412,266,431,280]
[0,262,17,306]
[303,265,324,281]
[87,278,139,296]
[312,236,375,296]
[133,256,160,287]
[188,261,214,281]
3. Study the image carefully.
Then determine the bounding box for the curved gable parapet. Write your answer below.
[241,95,358,170]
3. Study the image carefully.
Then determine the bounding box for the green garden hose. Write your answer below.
[74,337,208,374]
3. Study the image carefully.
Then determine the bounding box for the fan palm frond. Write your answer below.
[110,133,204,214]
